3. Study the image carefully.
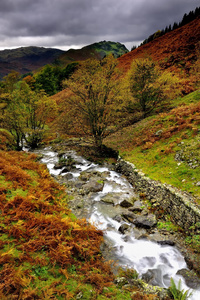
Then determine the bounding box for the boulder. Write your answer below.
[119,199,134,208]
[176,269,200,289]
[82,180,104,194]
[101,192,133,206]
[132,227,148,239]
[133,214,157,229]
[63,173,73,180]
[122,213,137,224]
[129,200,144,212]
[118,223,130,234]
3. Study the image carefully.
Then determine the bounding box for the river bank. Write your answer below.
[38,141,200,298]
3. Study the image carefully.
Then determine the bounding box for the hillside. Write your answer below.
[58,41,129,65]
[0,41,128,80]
[0,46,64,80]
[118,16,200,73]
[105,90,200,203]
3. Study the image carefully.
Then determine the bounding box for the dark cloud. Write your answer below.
[0,0,199,50]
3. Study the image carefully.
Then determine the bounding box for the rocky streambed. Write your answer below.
[34,146,200,299]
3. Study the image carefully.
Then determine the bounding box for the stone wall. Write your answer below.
[115,158,200,233]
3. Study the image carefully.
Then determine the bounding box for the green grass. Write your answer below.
[105,91,200,203]
[173,90,200,106]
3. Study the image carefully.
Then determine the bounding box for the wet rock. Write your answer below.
[123,235,132,242]
[122,212,137,224]
[60,167,70,173]
[133,227,147,239]
[101,192,132,206]
[54,162,66,169]
[82,179,104,194]
[63,173,73,180]
[80,170,107,182]
[142,268,167,288]
[119,199,134,208]
[118,223,130,234]
[158,240,175,246]
[129,200,144,212]
[74,181,85,189]
[177,269,200,289]
[113,215,123,222]
[101,193,117,204]
[148,232,174,245]
[142,269,158,285]
[133,214,157,229]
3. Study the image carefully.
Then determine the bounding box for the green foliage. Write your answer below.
[157,221,179,232]
[1,80,57,149]
[169,278,192,300]
[34,64,59,95]
[92,41,128,58]
[33,62,78,95]
[185,235,200,253]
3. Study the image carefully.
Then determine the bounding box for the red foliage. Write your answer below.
[118,17,200,93]
[0,150,114,298]
[118,17,200,74]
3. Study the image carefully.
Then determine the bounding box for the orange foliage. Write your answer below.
[118,17,200,93]
[118,18,200,73]
[120,101,200,151]
[0,150,114,298]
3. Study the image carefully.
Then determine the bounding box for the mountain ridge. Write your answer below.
[0,41,129,80]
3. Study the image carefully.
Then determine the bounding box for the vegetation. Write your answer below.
[169,278,192,300]
[105,90,200,202]
[91,41,129,58]
[60,55,123,148]
[32,62,78,95]
[0,151,111,298]
[127,57,181,118]
[0,8,200,298]
[0,150,165,299]
[0,80,56,149]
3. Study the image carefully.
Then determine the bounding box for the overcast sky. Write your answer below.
[0,0,199,51]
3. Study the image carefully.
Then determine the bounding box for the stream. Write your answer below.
[35,147,200,299]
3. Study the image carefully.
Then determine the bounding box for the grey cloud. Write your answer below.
[0,0,199,50]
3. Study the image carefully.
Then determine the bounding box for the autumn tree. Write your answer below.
[1,71,21,92]
[1,81,56,149]
[128,57,181,118]
[62,55,122,148]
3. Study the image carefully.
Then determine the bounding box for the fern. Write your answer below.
[169,278,193,300]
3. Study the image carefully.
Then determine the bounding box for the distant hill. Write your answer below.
[0,41,129,80]
[118,16,200,74]
[59,41,129,65]
[0,46,64,80]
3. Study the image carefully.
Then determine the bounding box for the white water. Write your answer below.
[37,147,200,299]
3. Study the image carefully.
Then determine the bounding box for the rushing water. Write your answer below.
[35,147,200,299]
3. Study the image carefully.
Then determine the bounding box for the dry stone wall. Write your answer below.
[115,158,200,233]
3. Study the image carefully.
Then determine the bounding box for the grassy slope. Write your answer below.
[105,90,200,204]
[1,150,160,299]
